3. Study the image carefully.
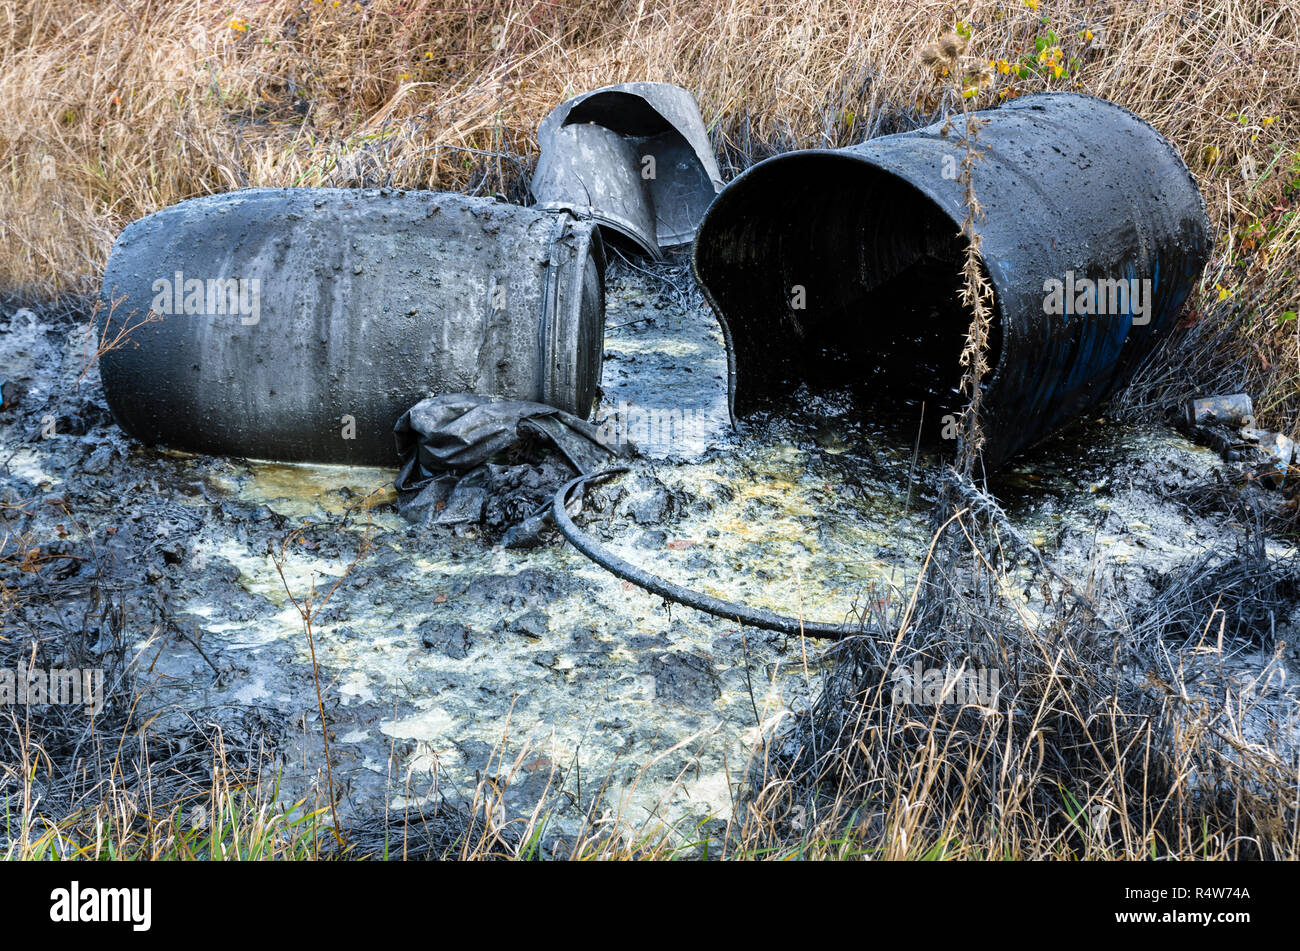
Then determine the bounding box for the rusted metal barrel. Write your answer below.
[692,93,1212,464]
[98,187,605,465]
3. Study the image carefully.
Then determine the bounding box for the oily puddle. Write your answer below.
[179,453,845,829]
[209,461,401,521]
[170,411,1253,837]
[161,260,1262,836]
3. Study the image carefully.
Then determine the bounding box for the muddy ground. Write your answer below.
[2,255,1298,851]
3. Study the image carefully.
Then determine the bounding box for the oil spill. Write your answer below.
[0,260,1293,844]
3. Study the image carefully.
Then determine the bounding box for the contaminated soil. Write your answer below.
[2,255,1296,849]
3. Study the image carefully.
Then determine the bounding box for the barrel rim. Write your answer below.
[534,199,662,260]
[540,213,606,419]
[690,147,1005,422]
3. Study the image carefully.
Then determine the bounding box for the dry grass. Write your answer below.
[727,477,1300,860]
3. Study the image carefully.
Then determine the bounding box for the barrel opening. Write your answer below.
[563,91,676,138]
[561,90,717,246]
[695,154,1002,436]
[595,217,660,260]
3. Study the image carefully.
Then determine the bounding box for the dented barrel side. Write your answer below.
[98,188,605,465]
[533,123,662,257]
[693,93,1212,465]
[534,82,724,252]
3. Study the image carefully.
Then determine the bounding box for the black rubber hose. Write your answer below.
[551,468,866,639]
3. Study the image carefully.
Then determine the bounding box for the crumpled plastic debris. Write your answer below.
[1179,393,1296,489]
[393,393,634,546]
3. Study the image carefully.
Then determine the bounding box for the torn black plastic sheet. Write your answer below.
[393,393,633,545]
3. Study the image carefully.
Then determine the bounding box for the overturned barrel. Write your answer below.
[692,93,1212,465]
[98,188,605,465]
[534,123,662,258]
[533,82,724,255]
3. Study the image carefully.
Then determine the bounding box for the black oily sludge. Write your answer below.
[691,92,1213,466]
[98,188,605,465]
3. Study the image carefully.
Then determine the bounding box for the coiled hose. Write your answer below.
[551,468,865,639]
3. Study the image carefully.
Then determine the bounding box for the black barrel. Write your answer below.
[533,122,663,258]
[692,93,1212,464]
[533,82,724,255]
[98,188,605,465]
